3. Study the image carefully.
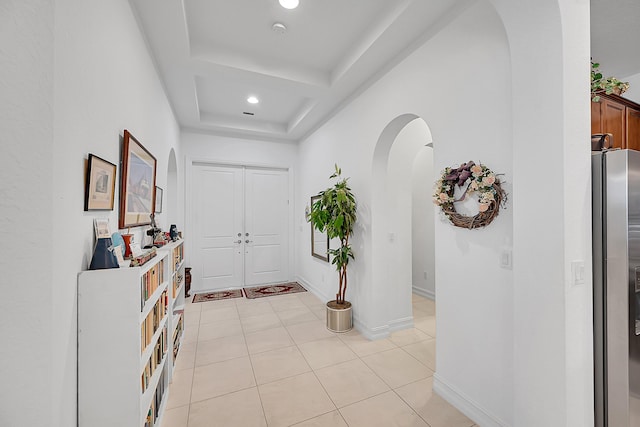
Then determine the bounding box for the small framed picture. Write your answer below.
[94,218,111,240]
[85,154,117,211]
[155,186,163,213]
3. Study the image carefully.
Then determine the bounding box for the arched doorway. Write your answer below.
[166,148,178,228]
[371,114,434,331]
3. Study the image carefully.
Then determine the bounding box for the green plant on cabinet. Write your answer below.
[591,59,630,102]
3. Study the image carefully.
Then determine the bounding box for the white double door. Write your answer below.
[192,164,289,292]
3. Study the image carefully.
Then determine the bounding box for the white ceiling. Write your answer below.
[129,0,640,143]
[591,0,640,79]
[129,0,471,142]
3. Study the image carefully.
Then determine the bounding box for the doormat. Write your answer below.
[243,282,307,299]
[192,289,244,303]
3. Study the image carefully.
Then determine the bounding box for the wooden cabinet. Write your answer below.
[592,100,603,134]
[602,98,626,149]
[627,108,640,151]
[592,93,640,150]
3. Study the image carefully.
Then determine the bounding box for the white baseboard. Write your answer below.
[412,286,435,300]
[353,317,390,340]
[389,316,414,332]
[432,373,509,427]
[353,316,415,339]
[295,276,329,302]
[296,276,416,340]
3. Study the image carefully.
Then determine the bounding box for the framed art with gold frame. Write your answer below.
[119,130,157,229]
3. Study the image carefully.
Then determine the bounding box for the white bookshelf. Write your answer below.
[157,239,185,378]
[78,247,179,427]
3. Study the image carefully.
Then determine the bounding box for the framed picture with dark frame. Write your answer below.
[154,186,163,213]
[84,154,117,211]
[119,130,157,229]
[310,195,329,262]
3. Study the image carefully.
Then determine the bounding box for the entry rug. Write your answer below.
[243,282,307,299]
[192,289,243,303]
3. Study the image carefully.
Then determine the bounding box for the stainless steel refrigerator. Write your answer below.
[593,149,640,426]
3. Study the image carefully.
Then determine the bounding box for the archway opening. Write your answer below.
[371,114,434,332]
[166,148,178,229]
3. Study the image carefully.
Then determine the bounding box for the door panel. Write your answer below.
[201,248,235,278]
[252,245,282,273]
[193,165,244,292]
[603,98,626,148]
[627,108,640,151]
[592,99,603,135]
[244,168,289,286]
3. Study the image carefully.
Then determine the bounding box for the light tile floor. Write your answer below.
[161,292,477,427]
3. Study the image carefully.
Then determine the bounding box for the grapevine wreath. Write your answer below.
[433,161,507,229]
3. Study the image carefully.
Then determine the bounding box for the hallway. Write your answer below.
[161,291,476,426]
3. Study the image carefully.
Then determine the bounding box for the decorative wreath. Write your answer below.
[433,161,507,229]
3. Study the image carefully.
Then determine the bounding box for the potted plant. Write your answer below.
[591,59,630,102]
[309,164,357,332]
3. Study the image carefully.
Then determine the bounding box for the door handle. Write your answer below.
[234,240,242,244]
[245,240,253,244]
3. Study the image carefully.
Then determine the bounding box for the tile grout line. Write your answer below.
[238,297,272,427]
[292,316,348,427]
[168,293,440,427]
[184,302,201,427]
[269,294,340,425]
[390,384,435,427]
[386,354,455,427]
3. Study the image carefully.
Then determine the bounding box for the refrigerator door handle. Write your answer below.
[635,267,640,336]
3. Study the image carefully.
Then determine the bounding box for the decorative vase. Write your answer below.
[185,267,192,297]
[169,224,178,241]
[89,238,119,270]
[122,234,134,258]
[326,300,353,333]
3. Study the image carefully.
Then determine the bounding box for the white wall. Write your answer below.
[0,1,54,425]
[297,2,514,423]
[181,132,298,168]
[409,129,435,299]
[1,0,181,425]
[52,0,181,423]
[487,0,593,425]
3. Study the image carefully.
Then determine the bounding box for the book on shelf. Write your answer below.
[141,290,168,353]
[141,325,168,393]
[140,260,165,311]
[172,313,184,362]
[144,364,167,427]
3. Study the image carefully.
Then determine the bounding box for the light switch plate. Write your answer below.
[500,249,512,270]
[571,260,585,286]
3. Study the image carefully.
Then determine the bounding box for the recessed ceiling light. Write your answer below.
[247,96,259,104]
[279,0,299,10]
[272,22,287,34]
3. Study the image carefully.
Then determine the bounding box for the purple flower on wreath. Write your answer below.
[444,161,476,187]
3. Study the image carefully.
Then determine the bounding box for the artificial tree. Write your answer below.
[309,164,357,307]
